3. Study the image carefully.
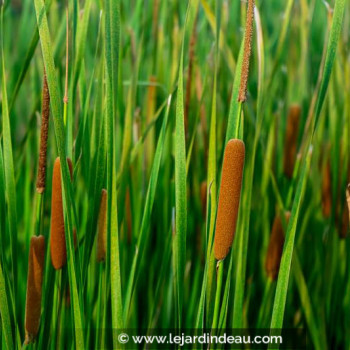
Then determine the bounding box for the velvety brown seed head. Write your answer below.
[321,161,332,218]
[265,212,290,280]
[25,236,45,344]
[343,184,350,238]
[238,0,255,102]
[184,13,198,137]
[200,181,207,219]
[339,200,349,239]
[50,157,73,269]
[347,184,350,223]
[283,105,301,178]
[36,72,50,194]
[145,76,157,170]
[214,139,245,260]
[97,189,107,262]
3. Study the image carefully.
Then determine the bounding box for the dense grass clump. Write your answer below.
[0,0,348,349]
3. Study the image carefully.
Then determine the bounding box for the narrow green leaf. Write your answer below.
[104,1,124,346]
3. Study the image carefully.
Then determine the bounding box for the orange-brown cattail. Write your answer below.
[25,236,45,344]
[50,157,73,269]
[97,189,107,262]
[214,139,245,260]
[238,0,255,102]
[283,105,301,178]
[36,72,50,194]
[321,161,332,218]
[265,212,290,280]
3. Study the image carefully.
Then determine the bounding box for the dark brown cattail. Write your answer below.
[265,212,290,280]
[283,105,301,178]
[338,200,349,239]
[184,11,198,138]
[97,189,107,262]
[347,184,350,223]
[343,184,350,238]
[200,181,207,219]
[321,161,332,218]
[214,139,245,260]
[25,236,45,344]
[50,157,73,269]
[238,0,255,102]
[145,76,157,171]
[36,72,50,194]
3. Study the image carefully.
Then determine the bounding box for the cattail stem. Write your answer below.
[50,157,73,269]
[97,189,107,262]
[265,212,290,280]
[63,8,69,105]
[36,71,50,194]
[283,105,301,178]
[25,236,45,344]
[211,260,224,331]
[214,139,245,261]
[238,0,255,102]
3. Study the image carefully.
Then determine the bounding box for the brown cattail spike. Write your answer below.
[125,188,132,244]
[36,71,50,194]
[265,212,290,281]
[50,157,73,269]
[346,184,350,229]
[265,212,290,280]
[238,0,255,102]
[214,139,245,260]
[25,236,45,344]
[283,105,301,178]
[339,200,349,239]
[200,181,207,219]
[97,189,107,262]
[184,12,198,138]
[321,161,332,218]
[343,184,350,236]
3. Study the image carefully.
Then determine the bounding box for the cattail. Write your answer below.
[347,184,350,222]
[184,11,198,138]
[342,184,350,238]
[214,139,245,260]
[321,161,332,218]
[338,200,349,239]
[97,189,107,262]
[265,212,290,280]
[238,0,255,102]
[36,72,50,194]
[145,76,157,171]
[200,181,207,219]
[25,236,45,344]
[50,157,73,270]
[283,105,301,178]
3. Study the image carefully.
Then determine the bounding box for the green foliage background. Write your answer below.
[0,0,348,349]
